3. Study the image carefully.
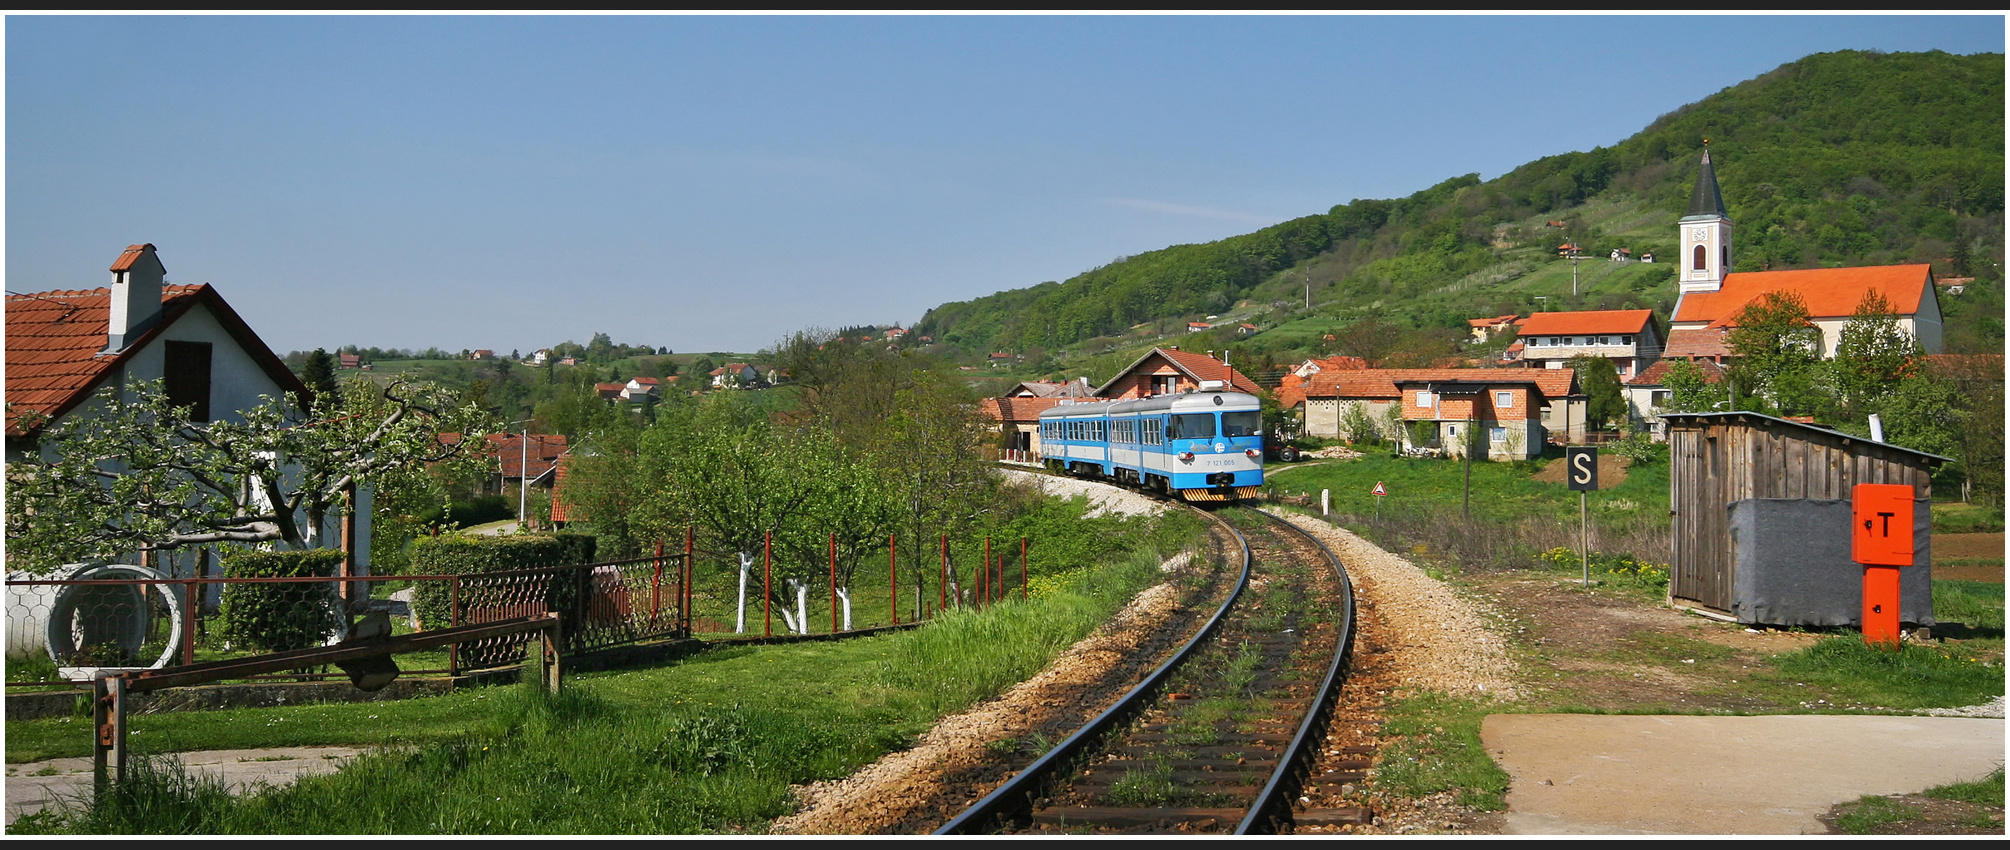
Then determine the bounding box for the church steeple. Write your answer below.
[1678,145,1733,295]
[1686,149,1727,218]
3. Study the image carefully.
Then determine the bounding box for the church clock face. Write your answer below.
[1691,227,1709,241]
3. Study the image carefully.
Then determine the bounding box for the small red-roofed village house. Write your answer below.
[1292,368,1580,454]
[4,244,368,577]
[1516,309,1662,378]
[1095,347,1261,399]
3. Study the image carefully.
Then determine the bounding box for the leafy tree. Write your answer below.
[1874,373,1963,460]
[1726,291,1823,416]
[299,348,341,415]
[690,356,719,387]
[6,379,494,576]
[1825,291,1922,424]
[1656,360,1732,413]
[1571,355,1628,431]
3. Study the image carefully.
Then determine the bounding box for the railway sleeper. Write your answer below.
[1093,757,1280,772]
[1031,806,1250,829]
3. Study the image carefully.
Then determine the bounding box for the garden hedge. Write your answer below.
[217,549,347,652]
[407,533,596,631]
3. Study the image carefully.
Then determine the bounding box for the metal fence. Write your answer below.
[5,552,689,686]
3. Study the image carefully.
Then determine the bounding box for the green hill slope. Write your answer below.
[914,50,2004,372]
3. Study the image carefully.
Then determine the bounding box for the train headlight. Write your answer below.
[1178,451,1194,462]
[1245,449,1260,459]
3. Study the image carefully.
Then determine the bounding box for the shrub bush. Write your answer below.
[217,549,347,652]
[407,533,597,631]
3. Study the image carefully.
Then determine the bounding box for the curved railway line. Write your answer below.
[936,502,1360,835]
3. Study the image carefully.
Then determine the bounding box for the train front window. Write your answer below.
[1222,411,1261,437]
[1169,414,1215,440]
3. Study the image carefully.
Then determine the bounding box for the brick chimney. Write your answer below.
[105,243,165,353]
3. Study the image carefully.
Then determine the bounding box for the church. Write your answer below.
[1659,149,1945,363]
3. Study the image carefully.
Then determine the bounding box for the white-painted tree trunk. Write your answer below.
[836,586,853,631]
[735,551,754,634]
[795,580,809,635]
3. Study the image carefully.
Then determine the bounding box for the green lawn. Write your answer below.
[1265,453,1669,530]
[11,521,1198,834]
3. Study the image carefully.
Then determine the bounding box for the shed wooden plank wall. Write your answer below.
[1669,415,1932,613]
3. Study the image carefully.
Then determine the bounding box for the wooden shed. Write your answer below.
[1663,411,1945,620]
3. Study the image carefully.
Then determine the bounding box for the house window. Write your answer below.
[1415,391,1433,407]
[1491,426,1507,443]
[1622,335,1632,345]
[163,340,213,422]
[1495,391,1512,408]
[1598,336,1610,345]
[1693,244,1707,270]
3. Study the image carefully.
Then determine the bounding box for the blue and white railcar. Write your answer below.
[1038,382,1265,502]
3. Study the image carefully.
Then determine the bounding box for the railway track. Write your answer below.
[937,505,1357,835]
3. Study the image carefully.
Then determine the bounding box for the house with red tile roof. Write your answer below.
[620,376,663,402]
[6,244,307,449]
[978,396,1063,459]
[1294,368,1585,448]
[1276,356,1370,409]
[4,244,361,570]
[1466,314,1520,342]
[1623,358,1726,438]
[1516,309,1661,378]
[595,382,627,401]
[1394,373,1561,459]
[480,432,569,498]
[1095,347,1261,399]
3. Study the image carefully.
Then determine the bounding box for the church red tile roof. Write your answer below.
[1673,264,1934,325]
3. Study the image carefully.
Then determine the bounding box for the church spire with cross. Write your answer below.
[1679,143,1733,295]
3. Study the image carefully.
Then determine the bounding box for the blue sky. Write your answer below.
[5,15,2002,355]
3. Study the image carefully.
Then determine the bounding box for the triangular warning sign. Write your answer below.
[1371,481,1387,496]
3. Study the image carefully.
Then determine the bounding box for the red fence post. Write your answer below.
[829,533,838,634]
[683,526,694,634]
[890,534,899,626]
[763,530,773,638]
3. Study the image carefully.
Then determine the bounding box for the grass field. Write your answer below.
[11,514,1201,834]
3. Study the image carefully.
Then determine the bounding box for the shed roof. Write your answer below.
[1659,411,1950,464]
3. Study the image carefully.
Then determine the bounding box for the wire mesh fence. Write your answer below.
[5,552,690,686]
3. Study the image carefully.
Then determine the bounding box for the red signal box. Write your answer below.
[1851,483,1915,566]
[1851,484,1915,649]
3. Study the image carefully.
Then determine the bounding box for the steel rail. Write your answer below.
[934,504,1252,835]
[1233,509,1357,834]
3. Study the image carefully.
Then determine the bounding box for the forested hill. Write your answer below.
[912,50,2004,359]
